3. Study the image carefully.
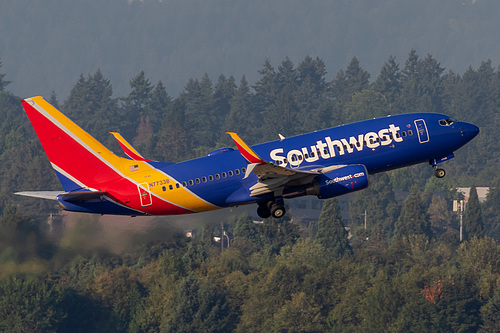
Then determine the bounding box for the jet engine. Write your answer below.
[307,164,369,199]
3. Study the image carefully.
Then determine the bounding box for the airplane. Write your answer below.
[16,96,479,219]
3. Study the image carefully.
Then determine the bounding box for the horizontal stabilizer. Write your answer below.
[15,191,64,200]
[15,191,107,202]
[60,191,108,202]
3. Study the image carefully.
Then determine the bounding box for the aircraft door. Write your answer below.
[414,119,429,143]
[138,183,152,207]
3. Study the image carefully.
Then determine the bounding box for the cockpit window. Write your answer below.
[439,117,457,126]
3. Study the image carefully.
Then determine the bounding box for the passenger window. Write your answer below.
[182,181,187,187]
[242,168,246,173]
[209,175,214,181]
[228,171,233,177]
[169,185,173,190]
[222,172,227,178]
[176,183,180,188]
[202,177,207,183]
[408,130,413,136]
[235,169,240,175]
[162,186,166,191]
[195,178,200,184]
[189,180,194,186]
[215,174,220,180]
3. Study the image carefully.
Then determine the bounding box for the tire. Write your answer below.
[270,204,286,219]
[257,204,271,218]
[435,168,446,178]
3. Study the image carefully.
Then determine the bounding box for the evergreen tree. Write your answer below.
[464,185,484,240]
[483,177,500,241]
[233,211,260,244]
[0,277,65,332]
[0,58,11,92]
[221,76,255,144]
[153,98,189,161]
[121,71,154,140]
[329,57,370,124]
[349,173,399,242]
[48,91,59,109]
[315,198,352,258]
[373,55,401,107]
[394,187,431,239]
[147,80,171,131]
[396,50,445,113]
[213,74,236,130]
[480,285,500,332]
[62,69,119,146]
[180,74,216,151]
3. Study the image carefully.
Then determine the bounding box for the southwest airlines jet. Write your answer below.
[17,96,479,219]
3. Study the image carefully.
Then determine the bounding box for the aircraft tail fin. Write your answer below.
[21,96,126,193]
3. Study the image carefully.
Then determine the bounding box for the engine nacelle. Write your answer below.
[308,164,369,199]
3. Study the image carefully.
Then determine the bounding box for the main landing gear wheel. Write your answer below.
[270,204,286,219]
[257,203,271,219]
[434,168,446,178]
[257,201,286,219]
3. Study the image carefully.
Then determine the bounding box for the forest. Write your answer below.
[1,50,500,332]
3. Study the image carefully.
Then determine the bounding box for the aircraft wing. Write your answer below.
[227,132,344,196]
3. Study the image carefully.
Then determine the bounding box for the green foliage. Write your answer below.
[464,185,484,240]
[394,187,432,239]
[0,59,10,92]
[2,50,500,331]
[315,198,352,258]
[0,276,65,332]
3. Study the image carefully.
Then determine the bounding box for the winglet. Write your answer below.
[226,132,264,164]
[110,132,152,162]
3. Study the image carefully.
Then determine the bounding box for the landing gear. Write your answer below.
[434,168,446,178]
[257,200,286,219]
[257,203,271,218]
[270,204,286,218]
[432,162,446,178]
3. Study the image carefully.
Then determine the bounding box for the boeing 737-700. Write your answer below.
[16,96,479,219]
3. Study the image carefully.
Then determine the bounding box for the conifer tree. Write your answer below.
[482,177,500,241]
[373,55,401,106]
[394,187,431,239]
[464,185,484,240]
[315,198,352,258]
[0,58,11,92]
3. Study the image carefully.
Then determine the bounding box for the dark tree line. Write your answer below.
[1,53,500,331]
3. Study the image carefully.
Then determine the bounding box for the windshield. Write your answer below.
[439,117,457,126]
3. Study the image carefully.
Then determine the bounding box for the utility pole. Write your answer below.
[364,209,367,230]
[453,199,465,242]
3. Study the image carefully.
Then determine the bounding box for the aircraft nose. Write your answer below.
[460,122,480,141]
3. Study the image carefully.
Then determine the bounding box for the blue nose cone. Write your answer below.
[462,122,480,142]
